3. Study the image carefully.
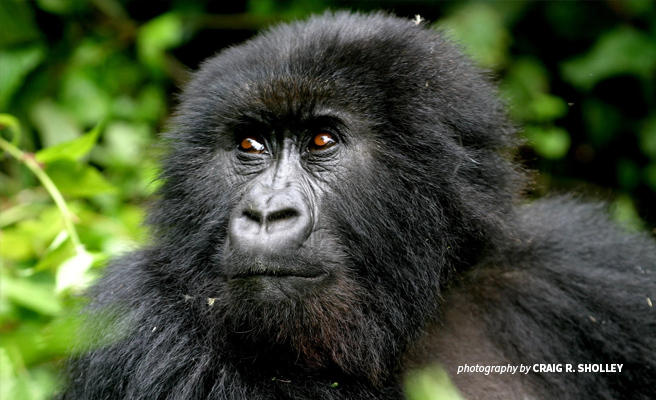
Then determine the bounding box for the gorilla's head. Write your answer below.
[150,12,522,382]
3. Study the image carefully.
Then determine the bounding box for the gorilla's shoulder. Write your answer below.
[518,196,656,270]
[468,195,656,314]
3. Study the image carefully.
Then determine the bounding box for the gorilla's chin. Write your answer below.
[215,253,393,382]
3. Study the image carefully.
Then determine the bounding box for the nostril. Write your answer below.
[266,208,299,223]
[229,193,312,252]
[243,209,262,224]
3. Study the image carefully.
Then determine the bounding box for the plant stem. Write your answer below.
[0,136,82,250]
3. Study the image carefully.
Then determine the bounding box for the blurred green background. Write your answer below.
[1,1,655,399]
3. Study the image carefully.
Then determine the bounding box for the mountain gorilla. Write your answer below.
[60,12,656,400]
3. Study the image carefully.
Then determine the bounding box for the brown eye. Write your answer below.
[310,133,336,151]
[239,137,266,154]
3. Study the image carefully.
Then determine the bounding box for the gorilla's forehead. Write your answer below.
[188,12,454,118]
[232,75,353,120]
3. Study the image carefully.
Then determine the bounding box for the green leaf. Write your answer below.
[501,59,567,124]
[436,3,510,67]
[0,274,62,316]
[524,126,571,160]
[0,349,17,400]
[0,229,35,261]
[30,99,82,147]
[504,58,550,96]
[405,365,465,400]
[137,13,184,72]
[95,121,150,167]
[561,27,656,90]
[46,159,116,197]
[135,84,167,122]
[35,124,102,163]
[612,194,644,232]
[55,246,96,294]
[60,70,111,126]
[35,0,83,15]
[0,0,41,47]
[0,206,64,260]
[530,93,568,123]
[35,231,76,271]
[0,113,22,146]
[0,203,47,228]
[0,46,45,107]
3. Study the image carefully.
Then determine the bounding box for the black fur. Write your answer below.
[60,12,656,400]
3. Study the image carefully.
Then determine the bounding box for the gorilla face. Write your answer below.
[149,11,519,382]
[214,101,390,377]
[221,111,372,302]
[181,77,430,380]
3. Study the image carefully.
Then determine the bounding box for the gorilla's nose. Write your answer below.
[228,186,313,254]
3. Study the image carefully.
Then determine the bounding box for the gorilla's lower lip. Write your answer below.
[223,262,328,280]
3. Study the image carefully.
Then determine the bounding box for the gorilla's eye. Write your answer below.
[239,137,267,154]
[309,133,337,151]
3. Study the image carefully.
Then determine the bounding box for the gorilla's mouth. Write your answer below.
[228,269,329,288]
[220,252,331,298]
[221,250,328,280]
[228,269,327,280]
